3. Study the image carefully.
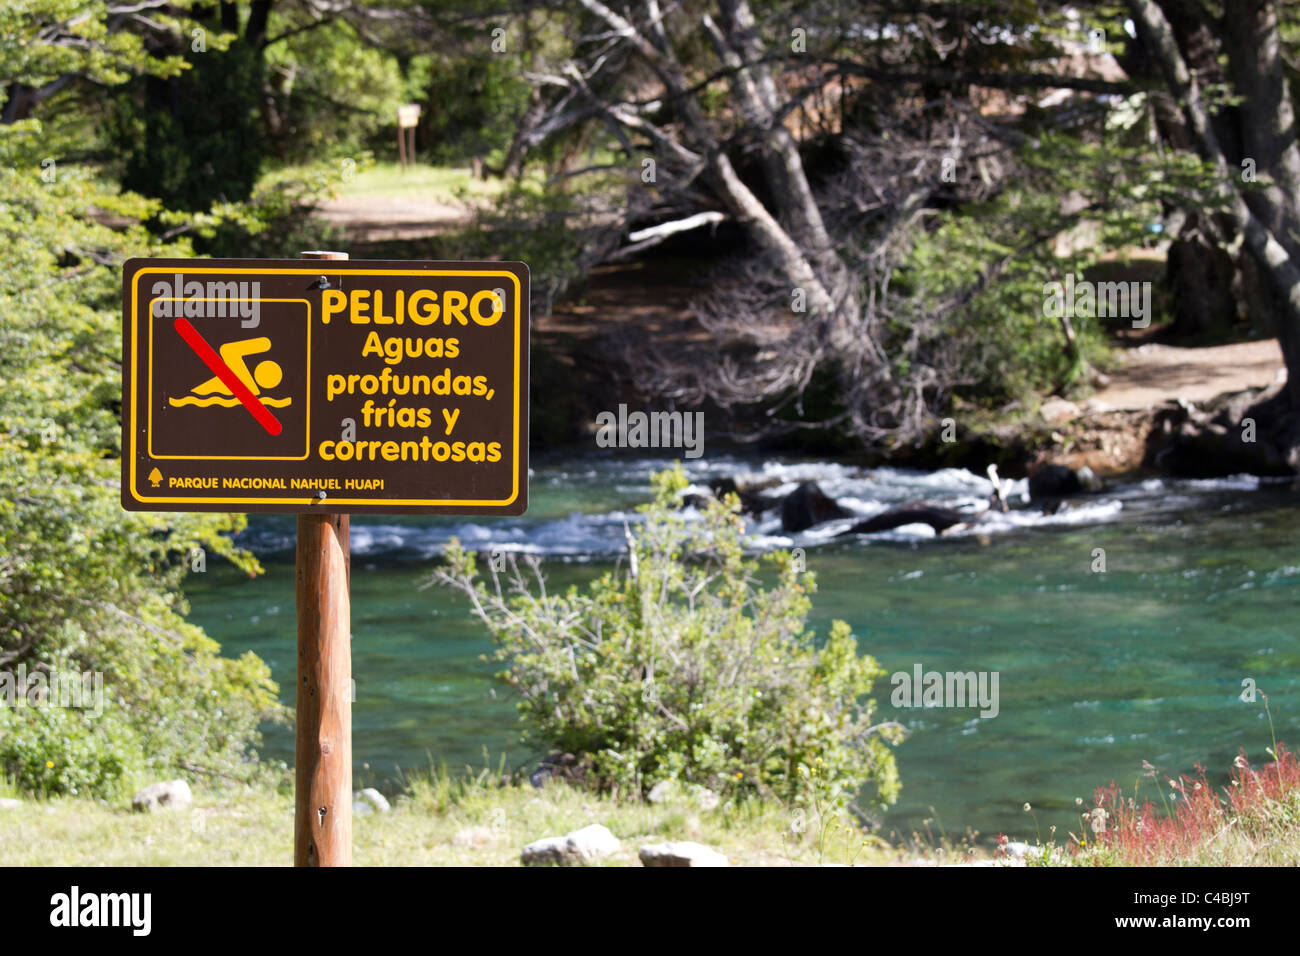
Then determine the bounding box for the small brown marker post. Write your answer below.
[295,249,352,867]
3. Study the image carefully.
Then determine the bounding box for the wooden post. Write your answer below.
[397,124,407,169]
[295,250,352,867]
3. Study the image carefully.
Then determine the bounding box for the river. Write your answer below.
[184,453,1300,844]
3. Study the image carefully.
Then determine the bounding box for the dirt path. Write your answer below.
[1088,339,1286,411]
[316,194,473,242]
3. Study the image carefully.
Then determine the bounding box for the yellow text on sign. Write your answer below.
[320,289,504,327]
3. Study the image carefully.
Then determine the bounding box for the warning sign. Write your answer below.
[121,258,528,514]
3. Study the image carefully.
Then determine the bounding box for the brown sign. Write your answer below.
[121,258,528,514]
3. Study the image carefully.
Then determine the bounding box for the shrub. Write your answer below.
[0,124,285,798]
[1078,744,1300,866]
[0,695,141,798]
[432,465,904,811]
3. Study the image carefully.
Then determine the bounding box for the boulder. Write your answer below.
[839,506,968,536]
[646,780,720,810]
[131,779,192,813]
[1151,387,1300,477]
[521,823,620,866]
[1040,397,1082,425]
[646,780,679,804]
[354,787,391,813]
[687,785,720,811]
[0,798,21,811]
[780,481,851,532]
[638,840,730,867]
[1028,464,1082,499]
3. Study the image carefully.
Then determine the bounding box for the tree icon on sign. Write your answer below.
[148,467,162,487]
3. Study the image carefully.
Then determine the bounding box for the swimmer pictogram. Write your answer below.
[169,318,287,435]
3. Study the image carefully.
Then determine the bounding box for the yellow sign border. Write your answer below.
[127,266,523,508]
[147,297,312,461]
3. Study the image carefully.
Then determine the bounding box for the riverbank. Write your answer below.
[311,167,1296,480]
[526,261,1296,481]
[0,773,908,867]
[5,747,1297,866]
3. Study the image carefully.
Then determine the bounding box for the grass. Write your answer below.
[0,766,912,867]
[8,754,1299,865]
[1007,720,1300,868]
[1067,743,1300,867]
[260,160,511,206]
[7,737,1299,866]
[329,162,509,202]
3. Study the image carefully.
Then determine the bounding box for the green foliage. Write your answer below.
[264,20,405,162]
[0,688,140,798]
[902,131,1224,409]
[440,183,588,313]
[412,50,531,165]
[433,465,904,811]
[0,120,284,798]
[196,158,355,258]
[112,40,265,211]
[0,0,190,92]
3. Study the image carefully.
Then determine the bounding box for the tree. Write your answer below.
[501,1,1172,443]
[0,0,189,124]
[1126,0,1300,467]
[0,8,284,795]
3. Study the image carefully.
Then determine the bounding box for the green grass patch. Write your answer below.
[261,161,510,205]
[0,767,912,867]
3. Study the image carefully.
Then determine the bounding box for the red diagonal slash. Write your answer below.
[172,318,283,436]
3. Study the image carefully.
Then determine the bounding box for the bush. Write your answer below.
[1078,744,1300,866]
[0,695,141,799]
[432,466,904,811]
[0,123,285,798]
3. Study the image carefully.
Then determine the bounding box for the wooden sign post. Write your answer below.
[397,104,421,169]
[294,250,352,867]
[121,251,529,867]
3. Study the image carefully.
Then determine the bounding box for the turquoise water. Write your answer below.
[184,455,1300,843]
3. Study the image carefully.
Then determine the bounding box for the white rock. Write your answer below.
[520,835,568,864]
[353,800,373,816]
[0,798,21,811]
[639,840,730,867]
[521,823,620,866]
[686,784,720,811]
[131,779,192,813]
[647,780,679,803]
[646,780,720,810]
[354,788,391,813]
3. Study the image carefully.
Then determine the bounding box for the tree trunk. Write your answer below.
[1131,0,1300,408]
